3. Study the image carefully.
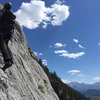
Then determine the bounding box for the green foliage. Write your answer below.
[38,84,44,90]
[38,84,45,93]
[43,79,48,84]
[38,59,91,100]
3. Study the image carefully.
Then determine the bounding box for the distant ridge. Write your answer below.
[68,82,100,92]
[83,89,100,97]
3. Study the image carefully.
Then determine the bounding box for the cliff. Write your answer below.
[0,4,59,100]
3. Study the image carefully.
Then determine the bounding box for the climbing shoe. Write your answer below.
[2,61,12,71]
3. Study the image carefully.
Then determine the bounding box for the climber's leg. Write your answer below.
[0,35,11,61]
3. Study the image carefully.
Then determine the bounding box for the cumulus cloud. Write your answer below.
[15,0,70,29]
[78,74,85,77]
[93,77,100,80]
[34,52,43,56]
[98,43,100,45]
[59,52,85,58]
[42,59,47,66]
[54,43,66,48]
[34,52,38,56]
[54,50,67,53]
[73,39,78,43]
[42,21,48,28]
[50,1,69,26]
[54,49,85,59]
[68,70,81,75]
[39,53,43,55]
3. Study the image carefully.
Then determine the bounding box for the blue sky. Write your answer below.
[1,0,100,84]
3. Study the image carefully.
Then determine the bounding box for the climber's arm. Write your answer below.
[0,9,5,20]
[0,9,3,17]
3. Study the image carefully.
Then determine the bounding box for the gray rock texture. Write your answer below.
[0,4,59,100]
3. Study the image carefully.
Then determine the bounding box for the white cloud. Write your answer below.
[78,74,85,77]
[79,44,85,49]
[42,21,48,28]
[34,52,38,56]
[59,52,85,58]
[55,0,62,5]
[50,46,52,48]
[73,39,78,43]
[54,50,67,53]
[34,52,43,56]
[42,59,47,66]
[73,39,85,49]
[61,79,69,83]
[39,53,43,55]
[54,49,85,59]
[68,70,81,75]
[54,43,66,48]
[15,0,70,29]
[93,77,100,80]
[98,43,100,45]
[50,2,69,26]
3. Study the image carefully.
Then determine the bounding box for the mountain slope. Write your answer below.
[38,59,91,100]
[0,4,59,100]
[83,89,100,97]
[68,82,100,92]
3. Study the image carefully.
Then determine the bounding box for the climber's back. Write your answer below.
[0,2,16,34]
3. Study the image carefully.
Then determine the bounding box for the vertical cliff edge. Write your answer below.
[0,4,59,100]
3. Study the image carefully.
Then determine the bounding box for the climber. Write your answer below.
[0,2,16,71]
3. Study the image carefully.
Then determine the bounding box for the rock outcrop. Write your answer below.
[0,4,59,100]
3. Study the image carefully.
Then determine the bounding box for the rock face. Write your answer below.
[0,4,59,100]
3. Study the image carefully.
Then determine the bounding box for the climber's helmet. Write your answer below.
[4,2,12,10]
